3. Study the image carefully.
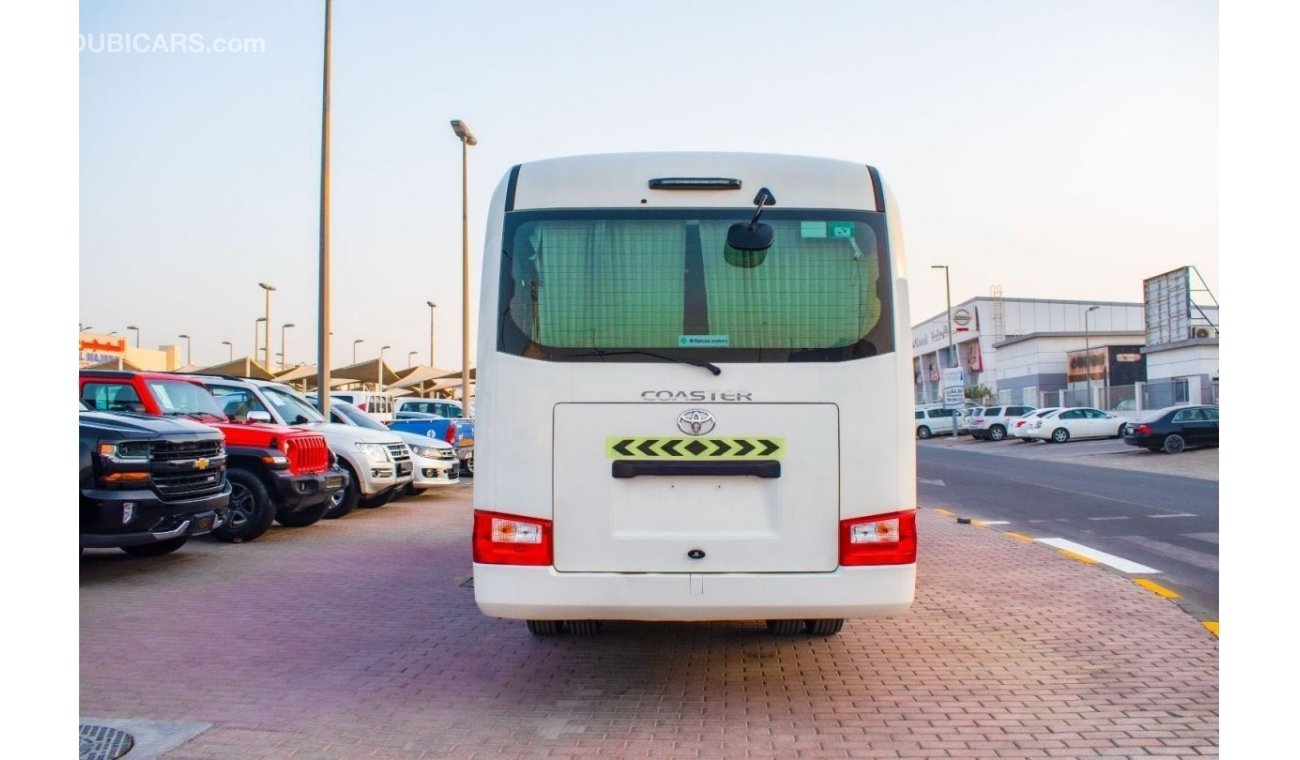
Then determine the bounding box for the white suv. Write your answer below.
[195,377,413,519]
[915,406,962,439]
[968,405,1037,441]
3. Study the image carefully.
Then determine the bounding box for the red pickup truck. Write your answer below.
[80,370,345,543]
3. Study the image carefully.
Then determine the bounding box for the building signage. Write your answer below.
[79,336,126,366]
[942,367,965,407]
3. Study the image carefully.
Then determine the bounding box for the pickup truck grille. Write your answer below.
[386,443,411,463]
[154,470,226,498]
[286,435,330,474]
[152,439,224,463]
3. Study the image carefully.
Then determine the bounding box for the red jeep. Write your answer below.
[80,370,345,543]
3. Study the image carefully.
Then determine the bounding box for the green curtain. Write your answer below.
[698,221,881,348]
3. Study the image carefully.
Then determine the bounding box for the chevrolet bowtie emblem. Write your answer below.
[194,458,209,470]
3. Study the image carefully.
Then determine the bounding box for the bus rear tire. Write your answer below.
[766,619,803,635]
[526,620,561,636]
[566,620,602,635]
[805,619,844,635]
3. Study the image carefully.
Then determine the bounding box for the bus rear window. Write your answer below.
[498,209,894,364]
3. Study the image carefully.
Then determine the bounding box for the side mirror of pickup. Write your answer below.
[247,411,272,424]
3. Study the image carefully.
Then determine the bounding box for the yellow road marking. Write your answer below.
[1005,531,1034,543]
[1058,549,1098,565]
[1203,621,1219,636]
[1133,578,1181,599]
[934,508,954,517]
[971,519,988,528]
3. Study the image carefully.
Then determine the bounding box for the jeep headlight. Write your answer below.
[356,442,390,463]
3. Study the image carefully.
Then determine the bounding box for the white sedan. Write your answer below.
[1008,407,1060,442]
[1025,407,1129,443]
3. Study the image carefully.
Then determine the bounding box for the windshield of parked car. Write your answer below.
[147,379,226,420]
[323,398,390,432]
[262,387,326,425]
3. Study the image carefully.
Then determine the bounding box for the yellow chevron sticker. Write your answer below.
[606,437,785,460]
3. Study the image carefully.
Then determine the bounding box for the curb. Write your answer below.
[932,506,1219,638]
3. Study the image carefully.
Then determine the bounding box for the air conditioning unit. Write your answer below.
[1191,326,1214,339]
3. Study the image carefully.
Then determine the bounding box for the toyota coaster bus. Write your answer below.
[472,152,916,636]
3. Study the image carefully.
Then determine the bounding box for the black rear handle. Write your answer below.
[611,460,780,479]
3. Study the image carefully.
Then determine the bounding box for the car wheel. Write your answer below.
[211,469,275,543]
[1162,434,1186,454]
[121,537,187,557]
[527,620,561,636]
[275,500,329,528]
[766,620,803,635]
[461,453,474,478]
[324,465,359,519]
[805,619,844,636]
[1050,428,1070,444]
[916,426,932,440]
[1115,424,1126,438]
[989,425,1006,441]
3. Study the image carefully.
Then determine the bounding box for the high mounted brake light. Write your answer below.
[648,177,742,190]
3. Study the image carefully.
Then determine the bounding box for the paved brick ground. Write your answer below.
[80,486,1218,758]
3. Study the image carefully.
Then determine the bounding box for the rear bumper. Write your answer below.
[472,563,915,621]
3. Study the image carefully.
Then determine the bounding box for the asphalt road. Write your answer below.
[917,444,1220,618]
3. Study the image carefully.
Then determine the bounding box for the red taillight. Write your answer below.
[445,421,457,444]
[473,510,553,565]
[358,401,367,411]
[839,510,917,566]
[1135,424,1151,436]
[1014,421,1025,428]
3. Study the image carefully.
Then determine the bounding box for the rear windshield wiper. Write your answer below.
[577,348,721,376]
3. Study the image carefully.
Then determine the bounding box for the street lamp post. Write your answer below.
[222,340,233,361]
[1084,305,1100,408]
[254,318,267,362]
[450,120,477,416]
[426,300,437,366]
[281,323,295,371]
[258,282,276,369]
[178,334,192,367]
[126,325,140,348]
[408,350,418,368]
[353,339,364,364]
[931,265,957,436]
[379,345,391,392]
[315,0,334,418]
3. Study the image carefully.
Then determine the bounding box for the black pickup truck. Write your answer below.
[79,401,232,556]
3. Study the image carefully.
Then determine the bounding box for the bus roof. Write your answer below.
[507,152,882,212]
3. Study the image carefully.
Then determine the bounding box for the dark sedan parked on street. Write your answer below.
[1122,405,1219,454]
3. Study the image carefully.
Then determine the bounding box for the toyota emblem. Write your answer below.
[677,409,716,436]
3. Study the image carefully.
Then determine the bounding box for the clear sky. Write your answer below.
[77,0,1218,369]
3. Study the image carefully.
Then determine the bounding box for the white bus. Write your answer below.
[472,153,916,636]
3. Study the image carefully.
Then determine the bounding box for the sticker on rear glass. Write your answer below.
[829,221,855,238]
[800,221,827,238]
[679,335,729,348]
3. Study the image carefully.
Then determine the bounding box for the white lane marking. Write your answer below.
[979,520,1010,525]
[918,477,946,486]
[1149,513,1197,519]
[1086,516,1131,521]
[1035,538,1161,574]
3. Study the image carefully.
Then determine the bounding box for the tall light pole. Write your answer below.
[222,340,233,361]
[1084,305,1100,408]
[353,339,364,364]
[451,119,477,416]
[258,282,276,369]
[408,350,418,368]
[931,265,957,435]
[126,325,140,348]
[254,318,267,363]
[178,334,192,367]
[426,300,437,366]
[379,345,391,392]
[316,0,334,418]
[281,322,295,370]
